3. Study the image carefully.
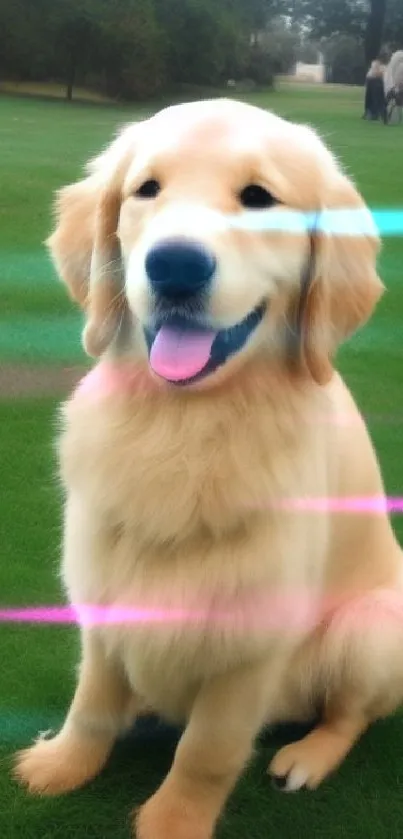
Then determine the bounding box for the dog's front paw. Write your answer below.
[14,729,110,796]
[134,786,216,839]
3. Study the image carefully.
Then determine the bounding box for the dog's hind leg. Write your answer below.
[269,708,368,792]
[268,587,403,792]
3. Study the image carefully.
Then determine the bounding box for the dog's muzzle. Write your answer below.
[143,236,266,385]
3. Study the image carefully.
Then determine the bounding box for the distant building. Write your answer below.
[293,53,326,84]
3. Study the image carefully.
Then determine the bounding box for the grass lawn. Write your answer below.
[0,85,403,838]
[0,80,115,104]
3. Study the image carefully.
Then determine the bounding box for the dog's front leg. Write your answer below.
[14,627,134,795]
[14,493,137,796]
[135,662,272,839]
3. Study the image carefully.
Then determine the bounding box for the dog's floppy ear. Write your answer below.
[298,174,384,385]
[47,124,139,357]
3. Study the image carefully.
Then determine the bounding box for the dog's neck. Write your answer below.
[75,354,317,407]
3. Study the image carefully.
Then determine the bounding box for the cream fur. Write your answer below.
[14,98,403,839]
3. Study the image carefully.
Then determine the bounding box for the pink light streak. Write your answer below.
[2,592,403,631]
[2,494,401,631]
[266,495,403,514]
[1,496,401,629]
[0,605,199,627]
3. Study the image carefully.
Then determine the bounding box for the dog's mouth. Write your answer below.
[143,304,266,386]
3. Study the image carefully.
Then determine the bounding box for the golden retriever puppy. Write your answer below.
[14,98,403,839]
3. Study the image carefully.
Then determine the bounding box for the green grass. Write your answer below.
[0,79,116,103]
[1,86,403,838]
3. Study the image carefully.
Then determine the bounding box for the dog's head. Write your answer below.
[48,98,383,389]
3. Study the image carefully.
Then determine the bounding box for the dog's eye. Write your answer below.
[239,184,278,210]
[135,179,161,199]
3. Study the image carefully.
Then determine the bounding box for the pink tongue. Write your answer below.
[150,326,217,381]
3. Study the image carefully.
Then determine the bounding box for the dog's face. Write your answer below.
[48,98,383,389]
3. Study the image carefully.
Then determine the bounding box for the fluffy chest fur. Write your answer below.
[59,362,332,717]
[60,361,332,539]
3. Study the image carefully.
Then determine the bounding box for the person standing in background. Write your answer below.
[363,59,386,120]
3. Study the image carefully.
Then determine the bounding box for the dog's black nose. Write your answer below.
[145,238,216,299]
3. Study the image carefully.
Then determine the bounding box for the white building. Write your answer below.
[293,53,326,84]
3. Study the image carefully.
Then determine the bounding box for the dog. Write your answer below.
[384,50,403,98]
[14,98,403,839]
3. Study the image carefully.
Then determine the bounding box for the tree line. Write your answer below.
[0,0,402,101]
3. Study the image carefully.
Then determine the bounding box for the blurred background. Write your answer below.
[0,0,402,102]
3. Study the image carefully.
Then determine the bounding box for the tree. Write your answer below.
[284,0,397,75]
[285,0,403,65]
[154,0,232,87]
[0,0,296,99]
[99,0,166,100]
[383,0,403,51]
[284,0,367,40]
[322,33,367,83]
[154,0,269,89]
[365,0,387,63]
[256,17,300,73]
[53,12,101,101]
[296,40,321,63]
[0,0,54,81]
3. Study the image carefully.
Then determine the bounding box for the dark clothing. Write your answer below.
[364,77,386,120]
